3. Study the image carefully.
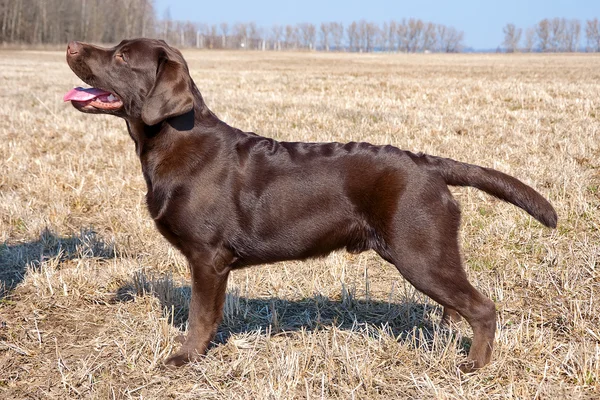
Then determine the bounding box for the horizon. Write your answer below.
[155,0,599,50]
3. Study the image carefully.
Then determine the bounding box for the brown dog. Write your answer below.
[64,38,557,372]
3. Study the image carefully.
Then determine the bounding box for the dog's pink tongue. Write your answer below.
[63,87,111,102]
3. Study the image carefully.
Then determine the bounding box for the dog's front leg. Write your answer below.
[165,249,231,367]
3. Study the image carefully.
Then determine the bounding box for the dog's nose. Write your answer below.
[67,41,82,56]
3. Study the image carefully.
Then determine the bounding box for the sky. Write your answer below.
[154,0,599,50]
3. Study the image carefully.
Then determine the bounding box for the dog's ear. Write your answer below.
[142,55,193,126]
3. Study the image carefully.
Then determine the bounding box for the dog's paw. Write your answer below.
[458,360,479,374]
[164,352,190,368]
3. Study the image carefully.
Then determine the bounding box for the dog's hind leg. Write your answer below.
[377,192,496,372]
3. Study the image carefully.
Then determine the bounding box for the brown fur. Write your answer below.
[65,39,557,372]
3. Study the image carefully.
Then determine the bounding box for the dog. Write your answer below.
[64,38,557,372]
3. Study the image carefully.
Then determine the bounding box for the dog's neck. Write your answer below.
[125,83,224,192]
[126,83,219,153]
[191,83,219,122]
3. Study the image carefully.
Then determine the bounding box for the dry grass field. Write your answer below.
[0,49,599,399]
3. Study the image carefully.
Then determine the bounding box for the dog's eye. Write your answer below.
[115,53,127,62]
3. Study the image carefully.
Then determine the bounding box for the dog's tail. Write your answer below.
[409,152,557,228]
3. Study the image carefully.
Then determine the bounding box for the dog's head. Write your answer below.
[65,38,193,125]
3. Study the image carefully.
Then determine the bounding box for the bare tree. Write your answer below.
[549,17,566,51]
[436,24,447,52]
[233,22,247,49]
[161,6,172,42]
[207,24,217,49]
[422,22,436,52]
[347,21,358,52]
[586,18,600,52]
[502,23,522,52]
[355,20,379,52]
[248,22,261,50]
[8,0,23,42]
[536,18,551,52]
[298,23,316,49]
[523,27,535,52]
[330,22,344,51]
[397,19,409,52]
[220,22,229,48]
[271,24,283,50]
[319,22,330,51]
[379,21,398,52]
[381,21,390,51]
[367,22,380,52]
[407,18,424,52]
[440,26,464,53]
[386,20,397,52]
[565,19,581,52]
[180,21,199,47]
[357,20,366,52]
[284,24,297,49]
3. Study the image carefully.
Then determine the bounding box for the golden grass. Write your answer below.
[0,49,599,399]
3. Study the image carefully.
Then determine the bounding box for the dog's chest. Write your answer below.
[144,176,228,248]
[145,187,189,249]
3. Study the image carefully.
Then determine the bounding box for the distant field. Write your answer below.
[0,49,599,399]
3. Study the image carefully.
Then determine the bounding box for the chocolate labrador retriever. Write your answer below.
[64,38,557,372]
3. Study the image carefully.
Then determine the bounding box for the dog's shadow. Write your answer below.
[116,272,470,354]
[0,228,116,298]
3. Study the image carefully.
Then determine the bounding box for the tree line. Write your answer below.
[3,1,598,53]
[502,18,600,52]
[167,19,465,53]
[1,0,155,44]
[1,0,463,52]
